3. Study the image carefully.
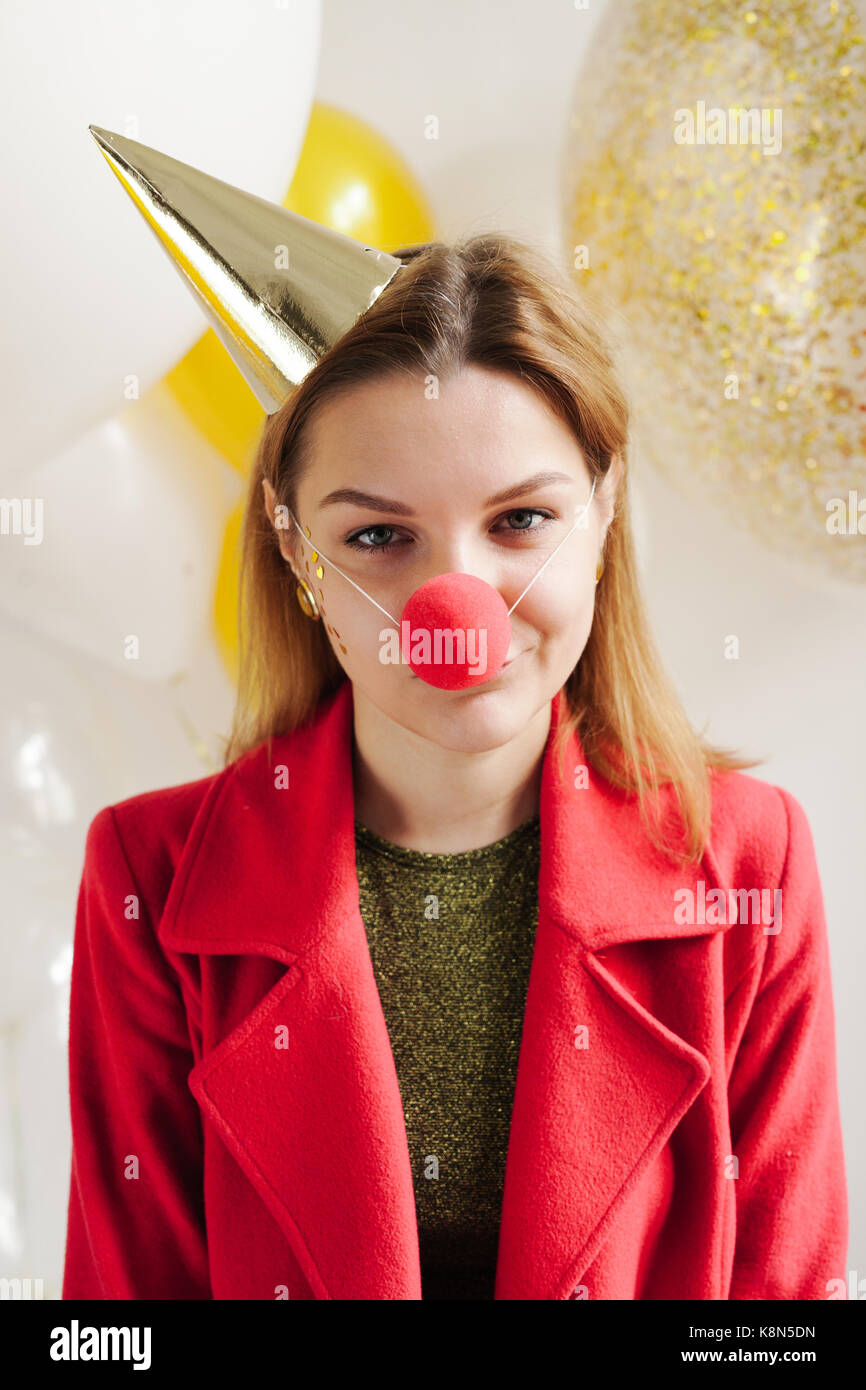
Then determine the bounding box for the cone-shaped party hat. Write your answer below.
[88,125,404,412]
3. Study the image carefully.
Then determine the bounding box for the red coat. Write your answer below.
[62,679,848,1300]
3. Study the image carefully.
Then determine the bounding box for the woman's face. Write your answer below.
[266,364,618,752]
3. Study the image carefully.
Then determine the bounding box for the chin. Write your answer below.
[409,683,537,752]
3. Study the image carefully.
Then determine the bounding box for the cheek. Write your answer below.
[302,550,382,664]
[318,570,396,669]
[518,561,596,640]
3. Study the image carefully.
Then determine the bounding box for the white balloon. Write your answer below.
[4,994,72,1289]
[0,617,120,1028]
[0,382,242,680]
[0,0,321,471]
[0,608,235,1028]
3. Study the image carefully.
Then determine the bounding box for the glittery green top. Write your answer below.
[353,812,541,1301]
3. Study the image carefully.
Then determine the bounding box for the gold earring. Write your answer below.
[295,576,321,620]
[595,557,604,584]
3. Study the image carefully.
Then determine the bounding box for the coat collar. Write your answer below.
[162,677,722,959]
[161,679,722,1299]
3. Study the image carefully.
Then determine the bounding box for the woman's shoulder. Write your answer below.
[705,763,817,886]
[87,727,289,845]
[87,764,226,856]
[703,765,828,989]
[81,738,277,901]
[82,697,340,896]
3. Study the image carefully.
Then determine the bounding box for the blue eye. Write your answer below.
[500,509,552,534]
[344,524,398,554]
[343,509,555,557]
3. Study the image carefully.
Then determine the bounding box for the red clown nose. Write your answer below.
[400,573,512,690]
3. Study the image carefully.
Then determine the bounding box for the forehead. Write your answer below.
[302,365,588,493]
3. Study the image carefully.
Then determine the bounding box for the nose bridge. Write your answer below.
[423,523,499,587]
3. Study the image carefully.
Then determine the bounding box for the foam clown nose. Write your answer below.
[400,573,511,689]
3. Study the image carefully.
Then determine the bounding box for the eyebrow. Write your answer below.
[316,470,578,515]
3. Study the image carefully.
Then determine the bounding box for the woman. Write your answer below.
[62,227,847,1300]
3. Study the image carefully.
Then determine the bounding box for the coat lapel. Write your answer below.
[159,679,723,1299]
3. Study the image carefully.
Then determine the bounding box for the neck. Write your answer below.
[350,687,551,853]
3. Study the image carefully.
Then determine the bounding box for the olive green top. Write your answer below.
[353,811,541,1300]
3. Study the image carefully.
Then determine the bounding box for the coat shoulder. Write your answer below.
[88,765,226,866]
[706,765,791,878]
[82,739,275,913]
[704,765,820,979]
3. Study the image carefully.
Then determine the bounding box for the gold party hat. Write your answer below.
[88,125,404,412]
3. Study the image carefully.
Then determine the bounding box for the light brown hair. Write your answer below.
[222,234,761,865]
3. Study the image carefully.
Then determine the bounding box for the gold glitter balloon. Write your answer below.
[562,0,866,584]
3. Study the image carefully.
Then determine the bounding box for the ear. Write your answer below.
[262,476,277,522]
[261,478,300,570]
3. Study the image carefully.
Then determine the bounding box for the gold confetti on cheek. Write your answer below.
[563,0,866,584]
[323,620,347,655]
[315,565,324,580]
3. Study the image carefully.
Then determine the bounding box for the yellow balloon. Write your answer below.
[213,502,242,685]
[286,101,437,251]
[165,333,265,476]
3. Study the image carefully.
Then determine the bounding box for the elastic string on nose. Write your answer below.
[506,474,597,616]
